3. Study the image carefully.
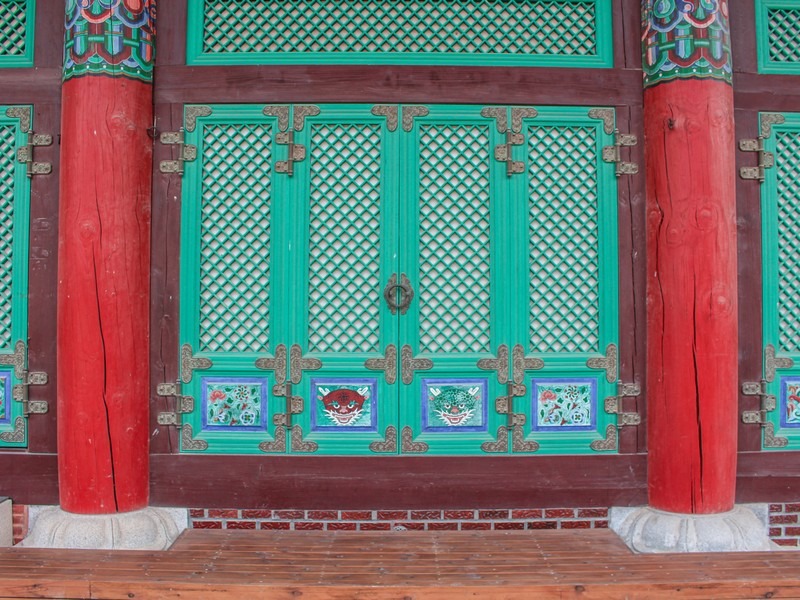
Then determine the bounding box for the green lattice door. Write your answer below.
[0,106,36,447]
[757,112,800,449]
[175,103,620,455]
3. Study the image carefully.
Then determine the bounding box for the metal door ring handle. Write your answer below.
[383,273,414,315]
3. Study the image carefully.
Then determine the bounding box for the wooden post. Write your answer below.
[643,2,737,514]
[58,0,155,513]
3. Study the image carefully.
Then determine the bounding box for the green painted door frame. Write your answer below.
[178,103,620,456]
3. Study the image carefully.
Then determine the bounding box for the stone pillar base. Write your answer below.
[19,506,187,550]
[0,498,11,547]
[610,504,773,553]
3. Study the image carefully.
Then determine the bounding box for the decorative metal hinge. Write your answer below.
[400,426,428,454]
[275,131,306,176]
[492,382,538,452]
[370,425,398,453]
[159,129,197,174]
[255,344,288,385]
[590,424,618,452]
[180,343,212,384]
[401,106,429,132]
[512,344,543,384]
[742,379,788,448]
[17,131,52,177]
[0,417,25,443]
[180,424,208,451]
[156,381,195,427]
[401,345,433,384]
[741,380,777,425]
[372,105,398,132]
[272,383,304,428]
[494,131,525,176]
[587,344,618,383]
[365,344,397,385]
[0,341,48,416]
[739,137,774,182]
[602,130,638,177]
[603,382,641,427]
[12,371,48,416]
[477,344,510,384]
[739,113,784,182]
[764,344,793,383]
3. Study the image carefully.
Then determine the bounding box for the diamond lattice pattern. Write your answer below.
[419,125,491,354]
[769,8,800,63]
[528,125,599,354]
[202,1,598,57]
[308,124,382,354]
[776,131,800,352]
[0,126,14,349]
[200,125,272,353]
[0,1,27,56]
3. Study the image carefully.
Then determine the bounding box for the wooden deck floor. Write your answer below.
[1,529,800,599]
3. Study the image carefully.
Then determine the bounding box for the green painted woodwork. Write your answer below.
[186,0,613,68]
[756,1,800,74]
[180,105,287,453]
[0,106,32,447]
[762,112,800,448]
[178,104,620,455]
[508,107,618,454]
[0,1,34,68]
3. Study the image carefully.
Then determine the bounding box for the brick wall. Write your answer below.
[12,504,27,546]
[769,503,800,547]
[189,508,610,531]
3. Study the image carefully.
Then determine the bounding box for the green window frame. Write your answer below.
[186,0,613,68]
[0,106,33,447]
[176,103,620,456]
[0,0,35,68]
[756,0,800,74]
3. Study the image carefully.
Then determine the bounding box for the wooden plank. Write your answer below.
[150,454,647,509]
[152,65,645,106]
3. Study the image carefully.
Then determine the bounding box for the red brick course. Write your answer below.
[184,507,613,533]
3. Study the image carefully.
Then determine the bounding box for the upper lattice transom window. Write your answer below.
[0,0,34,67]
[757,0,800,74]
[186,0,613,67]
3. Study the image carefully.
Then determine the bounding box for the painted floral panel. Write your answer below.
[782,377,800,427]
[311,379,376,430]
[532,378,596,431]
[202,378,266,430]
[422,379,487,432]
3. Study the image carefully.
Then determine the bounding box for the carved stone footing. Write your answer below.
[610,504,772,553]
[20,506,187,550]
[0,498,11,547]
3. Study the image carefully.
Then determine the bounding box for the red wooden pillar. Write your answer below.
[643,3,737,513]
[58,1,156,513]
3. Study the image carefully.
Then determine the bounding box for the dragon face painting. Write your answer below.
[429,386,479,426]
[318,386,369,426]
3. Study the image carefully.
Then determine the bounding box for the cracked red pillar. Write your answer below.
[643,2,737,513]
[58,1,155,513]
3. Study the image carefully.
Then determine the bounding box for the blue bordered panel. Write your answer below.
[311,378,378,431]
[531,377,597,433]
[0,369,10,425]
[421,378,488,433]
[781,376,800,428]
[201,376,269,431]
